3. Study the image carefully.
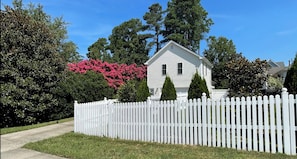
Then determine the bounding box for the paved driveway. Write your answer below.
[1,121,73,159]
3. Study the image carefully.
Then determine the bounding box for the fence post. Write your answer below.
[202,93,207,146]
[74,100,78,133]
[281,88,291,155]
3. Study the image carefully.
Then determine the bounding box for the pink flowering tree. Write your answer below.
[67,60,147,89]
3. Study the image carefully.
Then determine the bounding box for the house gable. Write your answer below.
[145,40,213,100]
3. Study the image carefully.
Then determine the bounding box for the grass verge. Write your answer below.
[0,117,73,135]
[24,132,295,159]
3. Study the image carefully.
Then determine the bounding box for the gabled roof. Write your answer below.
[144,40,213,67]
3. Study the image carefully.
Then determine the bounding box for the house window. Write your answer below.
[178,63,182,75]
[162,64,166,75]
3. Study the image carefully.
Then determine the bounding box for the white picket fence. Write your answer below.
[74,88,297,155]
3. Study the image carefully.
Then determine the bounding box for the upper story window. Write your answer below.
[162,64,166,75]
[178,63,182,75]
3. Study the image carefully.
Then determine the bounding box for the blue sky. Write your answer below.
[2,0,296,65]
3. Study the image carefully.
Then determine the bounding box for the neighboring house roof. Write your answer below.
[144,40,213,67]
[267,60,288,76]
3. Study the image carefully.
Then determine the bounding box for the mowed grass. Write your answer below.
[0,117,73,135]
[24,132,295,159]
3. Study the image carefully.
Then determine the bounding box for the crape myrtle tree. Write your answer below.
[0,6,65,127]
[188,72,209,99]
[160,76,177,101]
[162,0,213,53]
[284,53,297,94]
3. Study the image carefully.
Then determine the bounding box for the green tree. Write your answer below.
[0,6,65,127]
[188,72,209,99]
[284,54,297,94]
[108,19,150,65]
[87,38,111,62]
[117,80,137,102]
[160,76,177,101]
[143,3,164,53]
[204,36,240,88]
[136,80,150,102]
[226,57,268,97]
[56,71,114,104]
[11,0,81,63]
[60,41,82,63]
[162,0,213,53]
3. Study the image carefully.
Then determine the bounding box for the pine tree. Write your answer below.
[160,76,177,101]
[188,72,209,99]
[284,54,297,94]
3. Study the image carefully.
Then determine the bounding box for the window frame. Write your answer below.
[162,64,166,75]
[177,62,183,75]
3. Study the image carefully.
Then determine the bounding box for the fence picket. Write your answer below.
[74,91,296,155]
[263,96,270,152]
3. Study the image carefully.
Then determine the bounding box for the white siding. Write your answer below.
[147,42,213,99]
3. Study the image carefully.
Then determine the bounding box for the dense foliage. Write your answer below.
[143,3,163,53]
[188,72,209,99]
[117,80,137,102]
[56,71,113,104]
[162,0,213,53]
[284,54,297,94]
[204,36,240,88]
[108,19,150,65]
[0,6,65,127]
[68,60,147,89]
[87,38,111,62]
[160,76,177,101]
[226,57,268,97]
[136,80,150,102]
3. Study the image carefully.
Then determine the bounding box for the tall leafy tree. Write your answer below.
[204,36,240,88]
[162,0,213,53]
[226,57,268,97]
[108,19,150,65]
[143,3,164,54]
[87,38,111,62]
[160,76,177,101]
[284,53,297,94]
[11,0,81,63]
[0,6,65,127]
[60,41,82,63]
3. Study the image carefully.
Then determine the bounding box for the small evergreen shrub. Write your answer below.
[136,79,150,102]
[117,80,137,102]
[188,72,209,99]
[160,76,177,101]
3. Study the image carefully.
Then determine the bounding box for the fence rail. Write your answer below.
[74,89,297,155]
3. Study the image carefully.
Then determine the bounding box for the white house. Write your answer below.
[144,40,214,100]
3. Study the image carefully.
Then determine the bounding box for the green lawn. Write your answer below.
[24,132,295,159]
[0,117,73,135]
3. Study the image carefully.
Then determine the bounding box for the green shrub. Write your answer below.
[117,80,137,102]
[188,72,209,99]
[0,7,65,127]
[136,79,150,102]
[160,76,177,101]
[284,54,297,94]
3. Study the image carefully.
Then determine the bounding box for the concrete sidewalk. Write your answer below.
[1,121,73,159]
